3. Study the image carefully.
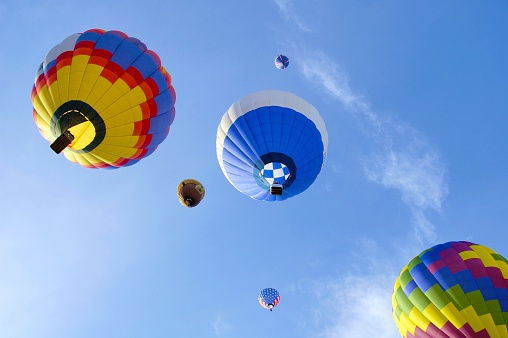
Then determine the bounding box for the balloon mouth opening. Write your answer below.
[184,197,195,206]
[255,153,296,192]
[268,304,274,311]
[50,100,105,154]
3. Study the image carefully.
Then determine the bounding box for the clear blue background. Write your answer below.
[0,1,507,337]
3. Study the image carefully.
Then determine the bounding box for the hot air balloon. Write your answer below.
[31,29,176,169]
[392,241,508,338]
[216,90,328,201]
[259,288,280,311]
[274,55,289,70]
[177,179,205,208]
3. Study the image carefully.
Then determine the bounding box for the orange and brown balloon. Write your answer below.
[177,179,205,208]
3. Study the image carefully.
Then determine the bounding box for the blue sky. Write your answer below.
[0,1,507,337]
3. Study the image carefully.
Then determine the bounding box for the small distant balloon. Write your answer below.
[274,55,289,70]
[177,179,205,208]
[258,288,280,311]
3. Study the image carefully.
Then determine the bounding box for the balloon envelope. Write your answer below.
[216,90,328,201]
[274,55,289,69]
[32,29,176,168]
[177,179,205,208]
[259,288,280,311]
[392,241,508,338]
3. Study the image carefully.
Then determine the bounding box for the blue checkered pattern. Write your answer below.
[262,162,291,185]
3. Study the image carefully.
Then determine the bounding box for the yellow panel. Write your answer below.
[459,250,479,261]
[440,302,467,329]
[398,312,417,335]
[47,80,62,109]
[408,307,431,331]
[36,86,57,116]
[394,278,402,290]
[473,245,499,268]
[68,71,85,99]
[56,65,71,103]
[496,324,508,337]
[70,55,90,72]
[32,96,52,125]
[479,313,501,338]
[85,77,113,107]
[459,306,484,332]
[105,124,134,137]
[63,149,79,164]
[103,106,143,127]
[72,151,103,168]
[392,293,398,311]
[100,97,139,122]
[69,121,95,150]
[39,129,53,142]
[121,86,148,107]
[34,115,50,132]
[84,149,123,165]
[102,135,140,148]
[68,55,90,99]
[93,81,128,112]
[96,143,137,158]
[77,64,103,102]
[422,303,448,328]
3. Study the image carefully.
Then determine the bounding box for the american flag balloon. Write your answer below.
[258,288,280,311]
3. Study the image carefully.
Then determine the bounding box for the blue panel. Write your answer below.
[150,71,169,93]
[403,280,418,296]
[154,91,173,116]
[410,263,437,293]
[476,277,494,289]
[433,267,458,290]
[95,31,124,54]
[420,249,442,265]
[481,287,498,301]
[76,31,102,44]
[500,299,508,312]
[110,39,144,70]
[43,59,56,73]
[454,270,475,286]
[148,110,172,134]
[131,52,158,79]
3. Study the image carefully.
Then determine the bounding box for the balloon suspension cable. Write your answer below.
[50,131,75,154]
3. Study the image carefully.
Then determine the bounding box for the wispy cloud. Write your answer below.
[272,2,448,337]
[299,50,448,244]
[274,0,311,32]
[311,239,400,338]
[212,313,232,337]
[315,274,399,338]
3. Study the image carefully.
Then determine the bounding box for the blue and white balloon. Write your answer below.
[216,90,328,201]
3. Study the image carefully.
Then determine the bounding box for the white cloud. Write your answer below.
[212,313,232,337]
[314,274,399,338]
[310,239,401,338]
[299,50,448,244]
[274,0,312,32]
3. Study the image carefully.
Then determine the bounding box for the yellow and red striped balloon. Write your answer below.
[32,29,176,168]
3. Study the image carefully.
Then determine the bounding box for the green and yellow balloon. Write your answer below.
[392,241,508,337]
